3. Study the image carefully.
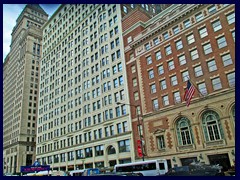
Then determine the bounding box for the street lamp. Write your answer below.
[116,102,145,161]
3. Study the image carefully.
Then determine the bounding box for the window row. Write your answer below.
[40,140,129,164]
[146,32,234,66]
[147,53,233,80]
[156,109,234,150]
[144,6,234,52]
[148,72,235,108]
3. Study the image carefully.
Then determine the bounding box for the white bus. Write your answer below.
[114,159,168,176]
[69,169,85,176]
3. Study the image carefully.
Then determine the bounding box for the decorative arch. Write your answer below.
[197,105,223,122]
[171,112,192,129]
[175,117,194,146]
[201,110,224,142]
[231,104,235,121]
[106,145,116,155]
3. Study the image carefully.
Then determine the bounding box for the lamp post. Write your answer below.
[116,102,144,161]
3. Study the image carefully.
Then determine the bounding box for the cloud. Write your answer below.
[3,4,25,60]
[3,4,60,61]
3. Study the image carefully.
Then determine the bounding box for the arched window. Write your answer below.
[176,117,194,145]
[202,110,224,141]
[107,145,116,155]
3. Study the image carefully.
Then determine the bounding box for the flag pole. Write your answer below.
[187,76,204,97]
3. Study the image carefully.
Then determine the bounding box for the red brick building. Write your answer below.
[123,4,235,171]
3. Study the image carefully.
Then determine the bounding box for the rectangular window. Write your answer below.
[168,60,175,70]
[171,75,178,86]
[178,54,186,65]
[173,26,180,34]
[133,78,137,87]
[85,147,93,157]
[121,105,126,115]
[105,127,109,137]
[165,45,172,55]
[217,36,227,49]
[173,91,181,104]
[232,31,235,42]
[221,53,233,66]
[195,12,204,22]
[184,19,191,29]
[113,78,118,88]
[182,71,189,82]
[190,49,199,60]
[162,95,169,106]
[175,40,183,50]
[152,99,159,110]
[131,65,136,73]
[150,84,156,93]
[227,12,235,24]
[117,50,121,58]
[199,27,208,38]
[110,125,114,135]
[158,65,164,75]
[95,145,104,156]
[146,56,152,65]
[212,20,222,32]
[116,107,121,117]
[155,51,162,60]
[207,59,217,72]
[187,34,195,44]
[115,38,120,46]
[153,38,160,45]
[109,19,113,27]
[134,92,139,100]
[208,5,217,14]
[123,6,128,13]
[157,135,165,149]
[163,32,169,40]
[203,43,213,55]
[118,139,130,153]
[117,123,122,134]
[227,72,235,87]
[123,121,128,132]
[160,79,167,90]
[194,65,203,77]
[198,82,208,96]
[148,69,154,79]
[145,43,150,51]
[212,77,222,91]
[119,76,123,85]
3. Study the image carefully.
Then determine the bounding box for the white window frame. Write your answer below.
[199,27,208,38]
[212,77,222,91]
[187,34,195,44]
[203,43,213,55]
[217,36,227,49]
[194,65,203,77]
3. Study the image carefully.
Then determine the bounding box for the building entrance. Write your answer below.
[208,153,230,171]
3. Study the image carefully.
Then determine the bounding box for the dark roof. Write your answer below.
[26,4,47,15]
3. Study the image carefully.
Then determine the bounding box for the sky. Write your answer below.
[3,4,60,61]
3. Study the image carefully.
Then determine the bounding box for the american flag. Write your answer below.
[184,80,195,107]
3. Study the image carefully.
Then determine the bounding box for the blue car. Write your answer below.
[82,168,100,176]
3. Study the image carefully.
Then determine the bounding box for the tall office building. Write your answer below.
[123,4,235,171]
[3,4,48,174]
[36,4,170,171]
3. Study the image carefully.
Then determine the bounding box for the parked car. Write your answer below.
[163,161,225,176]
[82,168,100,176]
[90,172,141,176]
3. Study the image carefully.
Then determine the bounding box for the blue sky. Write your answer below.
[3,4,60,61]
